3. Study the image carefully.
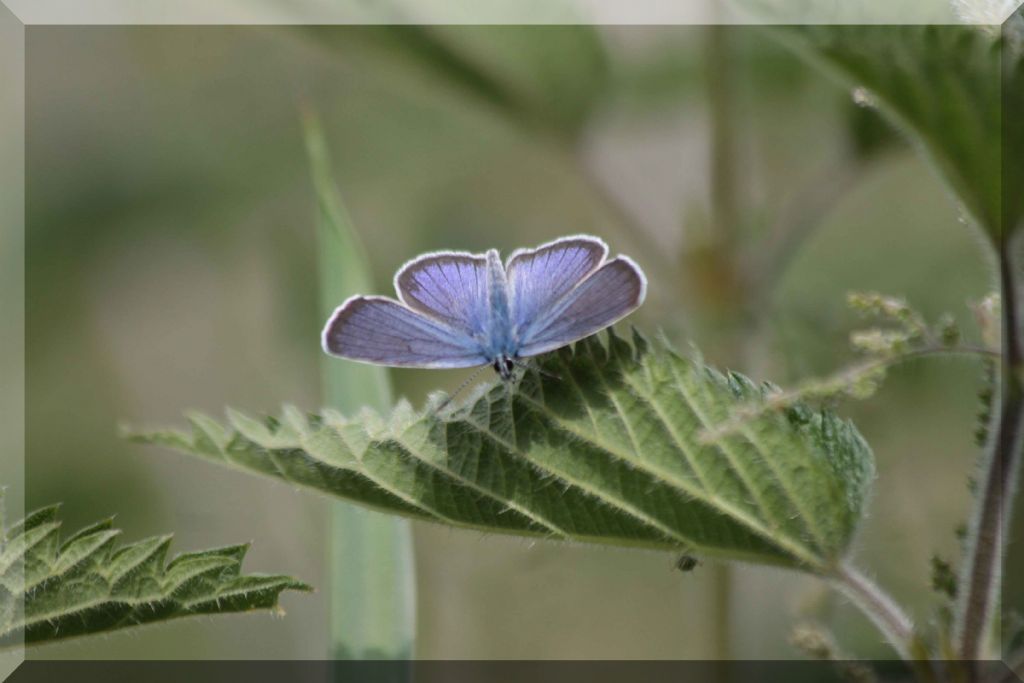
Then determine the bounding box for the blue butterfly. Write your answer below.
[321,235,647,380]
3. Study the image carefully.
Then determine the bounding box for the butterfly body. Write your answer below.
[322,235,646,378]
[479,249,516,365]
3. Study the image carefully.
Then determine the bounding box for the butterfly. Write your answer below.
[321,234,647,380]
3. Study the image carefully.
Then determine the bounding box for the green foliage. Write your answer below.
[975,359,997,447]
[709,292,997,440]
[846,291,934,359]
[773,24,1003,240]
[930,555,958,600]
[789,624,878,683]
[0,505,309,646]
[844,93,901,161]
[127,332,874,573]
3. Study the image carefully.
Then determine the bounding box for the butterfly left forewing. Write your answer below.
[394,251,490,338]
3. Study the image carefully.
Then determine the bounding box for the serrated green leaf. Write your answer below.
[49,529,121,581]
[1003,12,1024,237]
[0,522,60,591]
[0,508,310,646]
[58,516,115,551]
[4,505,60,543]
[106,535,172,590]
[772,24,1003,239]
[129,332,874,572]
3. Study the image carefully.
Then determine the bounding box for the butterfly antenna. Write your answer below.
[510,358,561,381]
[433,365,490,415]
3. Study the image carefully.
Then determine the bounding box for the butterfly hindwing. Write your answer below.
[516,256,647,358]
[322,296,487,368]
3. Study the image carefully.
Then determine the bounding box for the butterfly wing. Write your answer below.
[505,235,608,333]
[322,295,487,368]
[394,251,491,339]
[515,256,647,357]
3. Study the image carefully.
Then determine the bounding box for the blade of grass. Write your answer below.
[303,107,416,660]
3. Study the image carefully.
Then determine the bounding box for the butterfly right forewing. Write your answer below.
[505,235,608,337]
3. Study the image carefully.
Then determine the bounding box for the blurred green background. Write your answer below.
[22,24,1012,660]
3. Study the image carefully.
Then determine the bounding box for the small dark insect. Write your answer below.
[675,554,700,572]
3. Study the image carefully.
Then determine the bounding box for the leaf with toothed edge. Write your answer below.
[767,23,1003,239]
[126,330,874,572]
[0,505,310,646]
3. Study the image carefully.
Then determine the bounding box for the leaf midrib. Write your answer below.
[667,360,829,562]
[12,579,292,635]
[457,408,688,548]
[389,429,569,537]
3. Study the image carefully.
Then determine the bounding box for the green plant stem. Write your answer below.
[328,507,415,660]
[832,563,916,661]
[955,247,1024,667]
[704,23,740,664]
[304,109,416,661]
[702,344,999,443]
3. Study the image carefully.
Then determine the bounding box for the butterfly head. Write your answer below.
[492,354,517,381]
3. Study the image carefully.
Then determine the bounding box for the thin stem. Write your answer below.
[708,25,740,252]
[955,245,1024,665]
[704,22,740,663]
[832,563,916,661]
[701,343,999,443]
